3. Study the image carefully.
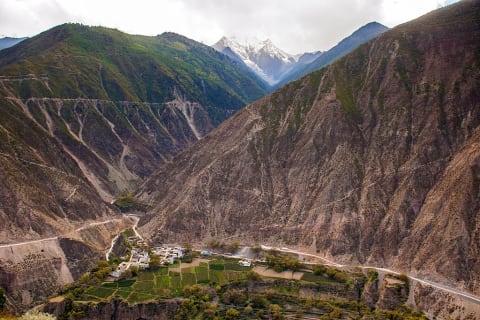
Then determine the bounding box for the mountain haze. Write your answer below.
[139,0,480,298]
[276,22,389,88]
[0,37,27,51]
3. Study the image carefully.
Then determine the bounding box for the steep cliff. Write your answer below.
[0,216,135,312]
[139,0,480,296]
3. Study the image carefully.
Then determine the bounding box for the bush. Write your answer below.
[313,265,327,275]
[250,293,267,308]
[225,308,240,319]
[246,271,261,281]
[221,289,247,306]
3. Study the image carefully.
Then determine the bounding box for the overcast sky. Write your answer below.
[0,0,460,54]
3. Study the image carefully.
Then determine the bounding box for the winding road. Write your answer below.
[269,245,480,305]
[0,217,135,249]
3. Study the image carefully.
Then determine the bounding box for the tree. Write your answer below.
[246,271,261,281]
[202,303,217,319]
[129,265,139,277]
[149,254,162,270]
[0,287,6,311]
[243,305,253,315]
[225,308,240,320]
[269,304,284,320]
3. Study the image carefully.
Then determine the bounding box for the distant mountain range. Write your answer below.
[213,22,388,88]
[0,37,27,50]
[212,37,322,86]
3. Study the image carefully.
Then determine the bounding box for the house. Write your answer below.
[110,262,131,278]
[238,259,252,267]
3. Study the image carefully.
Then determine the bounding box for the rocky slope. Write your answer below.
[0,24,268,242]
[139,0,480,297]
[0,216,135,311]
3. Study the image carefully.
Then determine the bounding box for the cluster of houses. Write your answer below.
[110,236,151,278]
[110,248,151,278]
[110,237,253,279]
[151,245,185,265]
[110,242,186,278]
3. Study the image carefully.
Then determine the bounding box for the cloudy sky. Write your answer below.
[0,0,460,53]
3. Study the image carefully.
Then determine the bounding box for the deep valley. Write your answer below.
[1,1,480,319]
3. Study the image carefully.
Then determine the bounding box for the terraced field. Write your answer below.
[81,257,252,303]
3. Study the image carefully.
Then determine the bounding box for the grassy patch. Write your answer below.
[209,260,225,271]
[134,281,154,292]
[209,270,226,285]
[156,275,170,289]
[182,273,197,286]
[154,267,169,276]
[170,272,182,289]
[115,288,132,299]
[225,270,247,282]
[128,292,154,303]
[195,266,209,282]
[301,272,335,284]
[137,271,155,281]
[85,286,115,299]
[181,267,195,274]
[117,279,136,287]
[224,262,251,272]
[101,282,118,288]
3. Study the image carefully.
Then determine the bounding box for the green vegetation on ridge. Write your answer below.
[0,23,269,125]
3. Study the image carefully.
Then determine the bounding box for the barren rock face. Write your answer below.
[139,0,480,295]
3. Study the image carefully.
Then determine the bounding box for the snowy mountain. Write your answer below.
[212,36,322,86]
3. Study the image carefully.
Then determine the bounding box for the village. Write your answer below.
[110,235,252,279]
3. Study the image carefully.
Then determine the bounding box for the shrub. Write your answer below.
[225,308,240,320]
[313,265,327,275]
[221,289,247,306]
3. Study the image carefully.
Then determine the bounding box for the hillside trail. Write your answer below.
[273,246,480,305]
[0,216,139,249]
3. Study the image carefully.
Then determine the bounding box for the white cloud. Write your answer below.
[0,0,460,52]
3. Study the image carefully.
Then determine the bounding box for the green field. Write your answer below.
[79,257,253,302]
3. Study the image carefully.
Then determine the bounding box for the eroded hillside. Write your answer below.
[138,0,480,297]
[0,24,268,242]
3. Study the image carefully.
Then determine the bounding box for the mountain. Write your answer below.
[276,22,388,88]
[213,36,322,86]
[0,23,269,243]
[0,37,27,50]
[139,0,480,303]
[0,23,270,310]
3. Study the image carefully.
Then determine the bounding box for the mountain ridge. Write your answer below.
[212,36,322,86]
[138,0,480,299]
[0,23,269,242]
[275,21,389,88]
[0,37,27,51]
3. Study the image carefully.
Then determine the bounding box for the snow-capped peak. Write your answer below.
[212,36,311,86]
